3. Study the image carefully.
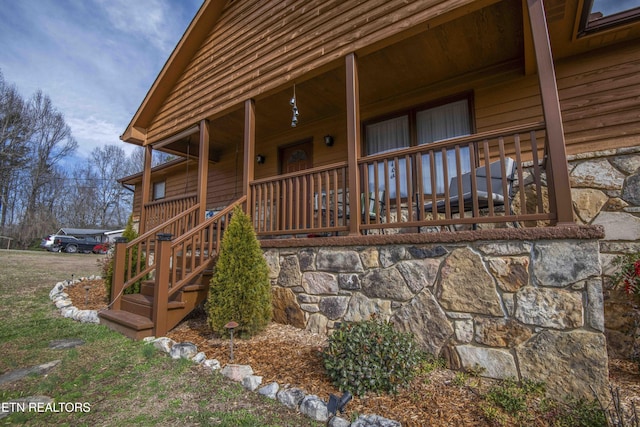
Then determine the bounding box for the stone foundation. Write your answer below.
[263,231,608,402]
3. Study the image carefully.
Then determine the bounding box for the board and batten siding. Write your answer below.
[145,0,488,143]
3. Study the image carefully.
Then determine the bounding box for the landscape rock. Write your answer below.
[300,395,329,422]
[191,352,206,364]
[328,416,351,427]
[351,414,402,427]
[456,345,518,379]
[277,387,306,410]
[170,342,198,359]
[272,286,305,328]
[49,338,85,350]
[241,375,263,391]
[202,359,221,371]
[221,364,254,382]
[0,360,61,386]
[152,337,176,354]
[257,382,279,399]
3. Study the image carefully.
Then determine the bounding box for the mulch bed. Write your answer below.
[65,280,640,426]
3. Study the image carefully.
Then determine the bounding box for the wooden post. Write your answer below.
[153,233,172,337]
[198,119,210,225]
[346,53,362,235]
[526,0,574,226]
[139,145,153,235]
[243,99,256,217]
[110,237,128,311]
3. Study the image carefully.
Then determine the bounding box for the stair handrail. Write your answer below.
[165,196,247,299]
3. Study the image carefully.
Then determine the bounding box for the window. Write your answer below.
[153,181,166,200]
[579,0,640,36]
[364,97,472,197]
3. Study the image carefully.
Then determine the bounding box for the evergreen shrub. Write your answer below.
[207,206,272,338]
[322,317,424,396]
[102,214,142,298]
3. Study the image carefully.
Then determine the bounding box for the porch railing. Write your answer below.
[249,122,555,236]
[143,194,198,231]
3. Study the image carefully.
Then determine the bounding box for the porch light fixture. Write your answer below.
[256,154,265,164]
[290,84,299,127]
[324,135,334,147]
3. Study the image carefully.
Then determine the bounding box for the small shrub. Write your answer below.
[322,317,424,396]
[207,206,272,338]
[613,252,640,296]
[103,214,142,298]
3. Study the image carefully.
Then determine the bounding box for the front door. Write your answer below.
[279,139,314,230]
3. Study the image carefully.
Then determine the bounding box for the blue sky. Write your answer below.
[0,0,203,159]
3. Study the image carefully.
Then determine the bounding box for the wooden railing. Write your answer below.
[248,122,555,236]
[143,194,197,231]
[250,162,349,236]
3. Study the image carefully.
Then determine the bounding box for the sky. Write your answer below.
[0,0,203,159]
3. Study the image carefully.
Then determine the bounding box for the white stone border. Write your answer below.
[49,277,101,324]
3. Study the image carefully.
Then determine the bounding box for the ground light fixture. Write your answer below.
[224,321,239,362]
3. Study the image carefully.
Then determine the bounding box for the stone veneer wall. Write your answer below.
[261,226,608,402]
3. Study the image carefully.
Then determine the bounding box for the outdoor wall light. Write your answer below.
[256,154,265,164]
[324,135,334,147]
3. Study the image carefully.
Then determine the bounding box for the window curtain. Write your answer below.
[365,116,409,198]
[417,100,471,194]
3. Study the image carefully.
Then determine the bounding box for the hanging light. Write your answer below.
[290,84,299,127]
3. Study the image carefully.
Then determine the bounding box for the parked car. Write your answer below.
[50,236,102,254]
[40,235,57,250]
[93,242,110,254]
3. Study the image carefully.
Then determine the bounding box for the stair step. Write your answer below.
[98,310,154,340]
[122,293,186,309]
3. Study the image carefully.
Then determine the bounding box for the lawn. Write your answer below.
[0,250,321,426]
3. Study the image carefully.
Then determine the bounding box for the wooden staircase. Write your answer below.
[98,197,245,340]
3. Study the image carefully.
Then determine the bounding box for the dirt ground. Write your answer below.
[67,280,640,426]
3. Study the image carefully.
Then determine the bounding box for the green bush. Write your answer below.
[103,214,141,298]
[207,206,272,338]
[322,317,424,396]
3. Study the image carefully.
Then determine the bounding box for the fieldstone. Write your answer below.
[338,273,361,290]
[474,318,533,347]
[319,296,350,320]
[277,387,306,410]
[379,246,409,268]
[263,249,280,280]
[302,271,339,295]
[49,282,66,298]
[191,352,206,364]
[297,294,320,303]
[515,286,583,329]
[570,158,625,190]
[49,338,85,350]
[0,396,54,420]
[359,247,379,269]
[300,395,329,422]
[503,293,515,316]
[532,241,601,287]
[241,375,263,391]
[221,364,254,382]
[438,248,504,316]
[622,173,640,205]
[328,416,351,427]
[272,287,305,328]
[396,259,440,292]
[278,255,302,288]
[571,188,609,223]
[391,289,454,356]
[153,337,176,353]
[600,242,640,254]
[477,242,531,256]
[455,345,518,379]
[307,313,328,334]
[517,330,609,401]
[300,303,319,313]
[60,306,78,319]
[361,268,414,301]
[55,298,73,309]
[317,249,364,272]
[488,257,529,292]
[511,185,550,227]
[298,248,316,271]
[604,197,629,211]
[454,319,474,343]
[202,359,221,371]
[407,245,448,259]
[170,342,198,359]
[593,211,640,241]
[612,154,640,174]
[258,382,279,399]
[74,310,99,323]
[351,414,402,427]
[586,278,605,332]
[343,293,392,322]
[0,360,61,386]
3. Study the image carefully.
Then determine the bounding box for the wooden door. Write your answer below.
[279,140,313,230]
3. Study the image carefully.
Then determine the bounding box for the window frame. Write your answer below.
[152,181,166,201]
[577,0,640,37]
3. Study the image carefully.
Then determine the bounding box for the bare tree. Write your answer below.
[90,145,133,227]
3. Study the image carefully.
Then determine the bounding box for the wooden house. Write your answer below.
[101,0,640,400]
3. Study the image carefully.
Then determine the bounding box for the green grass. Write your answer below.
[0,250,322,426]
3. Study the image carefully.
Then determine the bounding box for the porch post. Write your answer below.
[243,99,256,217]
[110,237,128,311]
[153,232,172,337]
[526,0,574,226]
[197,119,210,224]
[346,53,362,235]
[139,145,153,235]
